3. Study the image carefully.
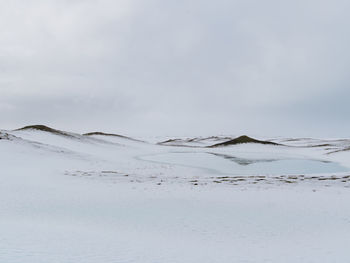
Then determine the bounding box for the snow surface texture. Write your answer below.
[1,128,350,263]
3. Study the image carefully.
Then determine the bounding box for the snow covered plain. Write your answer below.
[1,127,350,263]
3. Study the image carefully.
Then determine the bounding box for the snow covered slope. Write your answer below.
[1,126,350,262]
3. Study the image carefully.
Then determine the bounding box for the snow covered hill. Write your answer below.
[1,125,350,262]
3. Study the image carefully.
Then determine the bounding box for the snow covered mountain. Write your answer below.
[1,125,350,262]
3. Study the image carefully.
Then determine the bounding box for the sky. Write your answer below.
[1,0,350,137]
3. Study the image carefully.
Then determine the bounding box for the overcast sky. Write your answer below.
[1,0,349,137]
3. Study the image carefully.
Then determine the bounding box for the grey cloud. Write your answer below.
[0,0,350,137]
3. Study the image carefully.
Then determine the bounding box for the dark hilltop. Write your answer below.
[209,135,280,147]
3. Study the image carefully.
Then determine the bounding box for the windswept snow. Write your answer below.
[1,127,350,262]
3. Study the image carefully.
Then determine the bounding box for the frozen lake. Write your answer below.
[140,151,348,176]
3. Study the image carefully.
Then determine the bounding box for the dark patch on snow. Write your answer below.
[158,138,185,145]
[328,147,350,154]
[308,144,334,148]
[209,135,280,147]
[83,132,144,142]
[158,136,233,147]
[0,132,11,140]
[208,152,277,166]
[16,125,76,138]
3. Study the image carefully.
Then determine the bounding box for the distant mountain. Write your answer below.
[209,135,280,147]
[15,125,75,138]
[14,125,144,143]
[83,132,144,142]
[158,136,233,147]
